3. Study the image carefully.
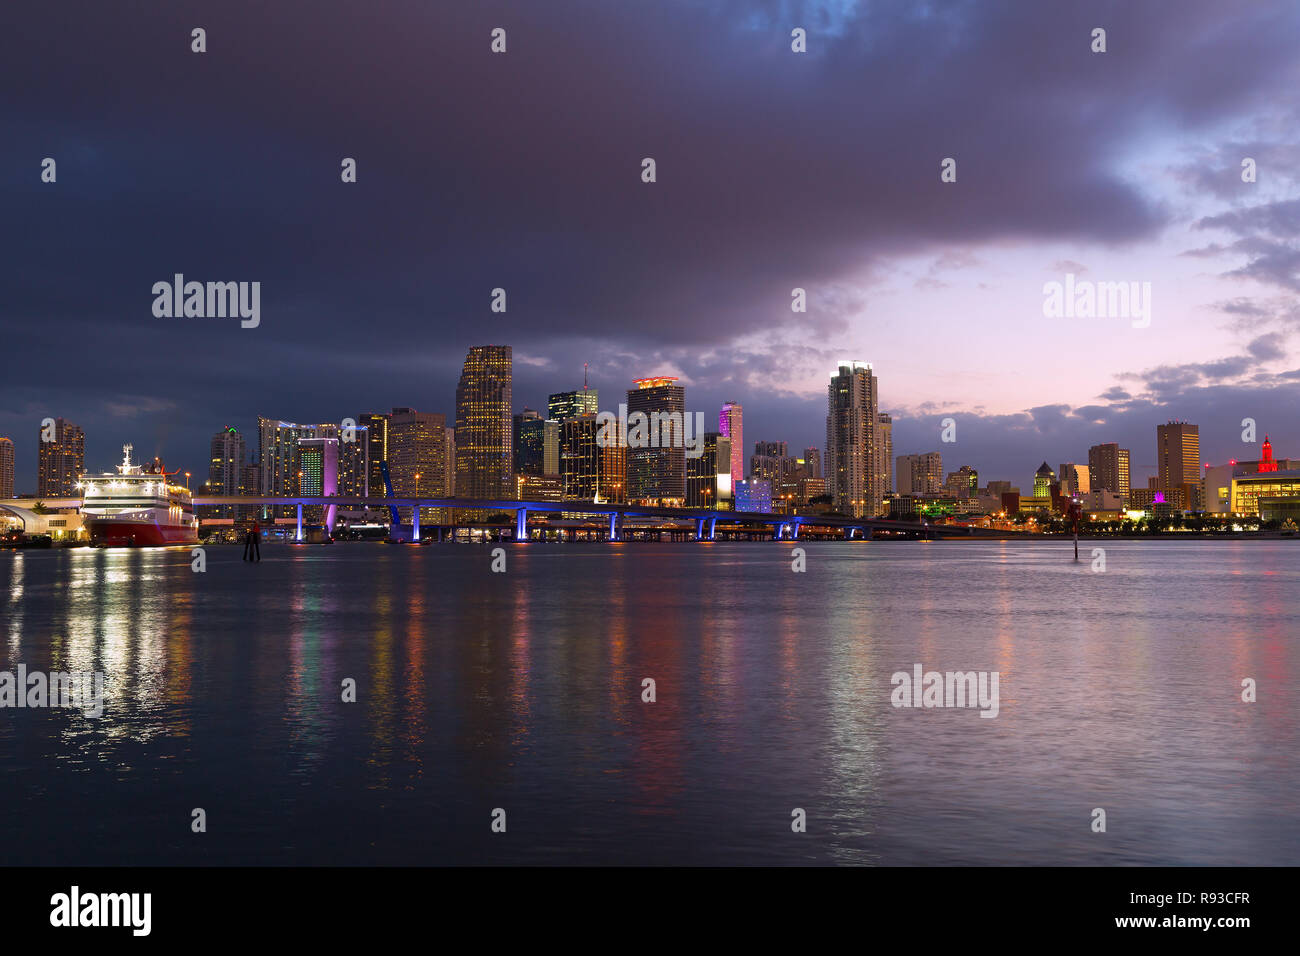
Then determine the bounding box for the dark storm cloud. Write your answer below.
[2,0,1299,485]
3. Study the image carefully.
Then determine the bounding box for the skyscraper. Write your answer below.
[444,426,456,497]
[559,414,604,501]
[719,402,744,484]
[455,345,513,499]
[687,432,723,508]
[548,389,598,423]
[627,376,686,504]
[875,413,893,505]
[390,407,448,497]
[0,437,14,498]
[358,412,390,497]
[208,426,245,518]
[825,362,880,517]
[258,418,331,496]
[37,418,84,497]
[1088,443,1130,499]
[339,424,370,498]
[513,408,546,477]
[1157,422,1200,490]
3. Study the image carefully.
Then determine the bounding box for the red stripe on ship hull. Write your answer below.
[85,520,198,547]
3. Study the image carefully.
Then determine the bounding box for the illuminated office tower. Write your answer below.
[390,407,447,498]
[513,408,546,477]
[1088,443,1130,500]
[358,412,390,497]
[719,401,744,484]
[0,436,14,498]
[296,437,338,497]
[687,432,727,508]
[825,362,880,518]
[296,437,339,526]
[208,426,245,518]
[559,414,601,501]
[548,388,598,423]
[1157,421,1202,511]
[455,345,513,500]
[627,376,686,504]
[1157,421,1200,489]
[543,419,560,477]
[37,418,84,497]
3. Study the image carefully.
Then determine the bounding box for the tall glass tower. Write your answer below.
[454,345,513,500]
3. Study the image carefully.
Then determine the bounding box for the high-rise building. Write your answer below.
[513,408,546,477]
[826,362,880,518]
[719,402,744,484]
[455,345,513,499]
[627,377,686,504]
[559,414,600,502]
[339,425,370,498]
[444,426,456,497]
[688,432,728,509]
[751,440,789,484]
[548,389,598,423]
[1157,422,1200,490]
[258,419,334,496]
[803,447,821,480]
[895,452,943,494]
[945,465,978,498]
[207,427,245,519]
[875,413,893,505]
[390,407,448,497]
[1058,463,1089,496]
[358,412,390,497]
[296,437,339,498]
[37,418,84,497]
[0,437,14,498]
[1088,443,1130,499]
[543,419,560,477]
[209,427,244,494]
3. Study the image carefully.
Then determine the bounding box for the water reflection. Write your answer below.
[0,540,1296,865]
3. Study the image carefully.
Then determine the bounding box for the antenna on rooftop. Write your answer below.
[583,362,589,391]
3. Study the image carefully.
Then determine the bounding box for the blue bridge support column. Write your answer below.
[695,518,706,541]
[515,508,528,541]
[708,516,717,540]
[791,520,801,540]
[296,503,303,541]
[608,513,619,541]
[412,504,420,542]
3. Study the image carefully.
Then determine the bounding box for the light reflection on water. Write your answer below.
[0,539,1295,865]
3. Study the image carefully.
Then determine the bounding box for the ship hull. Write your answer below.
[84,516,198,547]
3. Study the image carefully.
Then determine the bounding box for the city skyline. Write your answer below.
[6,352,1290,514]
[4,3,1299,496]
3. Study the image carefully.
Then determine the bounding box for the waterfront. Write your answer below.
[1,540,1296,866]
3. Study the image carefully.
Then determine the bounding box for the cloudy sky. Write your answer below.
[3,0,1299,491]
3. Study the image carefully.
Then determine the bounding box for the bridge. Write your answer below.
[184,495,1028,542]
[3,495,1028,542]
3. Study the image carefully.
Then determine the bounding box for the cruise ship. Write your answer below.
[79,444,199,547]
